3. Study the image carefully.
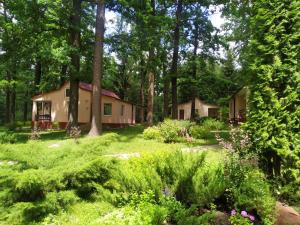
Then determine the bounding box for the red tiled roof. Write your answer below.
[79,82,120,100]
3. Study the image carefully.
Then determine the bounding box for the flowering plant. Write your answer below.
[229,209,255,225]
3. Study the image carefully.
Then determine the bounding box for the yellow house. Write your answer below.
[32,82,136,129]
[177,98,220,120]
[229,87,249,122]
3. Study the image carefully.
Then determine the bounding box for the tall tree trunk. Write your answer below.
[146,50,155,126]
[5,74,11,124]
[60,64,68,86]
[3,2,11,124]
[163,62,169,118]
[88,0,105,136]
[10,86,16,123]
[190,23,199,120]
[23,90,28,123]
[140,58,145,123]
[146,0,156,126]
[68,0,81,129]
[170,0,182,119]
[34,60,42,94]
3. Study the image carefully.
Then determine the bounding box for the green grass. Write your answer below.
[0,125,224,224]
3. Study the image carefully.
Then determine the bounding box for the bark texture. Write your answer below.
[146,0,156,126]
[88,0,105,136]
[170,0,182,119]
[190,23,199,120]
[68,0,81,129]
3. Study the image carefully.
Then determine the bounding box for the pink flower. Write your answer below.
[241,210,248,217]
[249,215,255,221]
[231,209,236,216]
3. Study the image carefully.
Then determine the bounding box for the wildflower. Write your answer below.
[248,215,255,221]
[241,210,248,217]
[231,209,236,216]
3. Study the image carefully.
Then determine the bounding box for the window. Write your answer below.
[65,88,70,98]
[121,105,125,116]
[104,103,112,116]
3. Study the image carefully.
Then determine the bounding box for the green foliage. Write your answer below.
[0,126,278,224]
[0,132,17,144]
[190,118,226,139]
[175,153,226,207]
[232,171,275,225]
[13,169,46,202]
[142,126,162,141]
[190,126,214,139]
[229,213,253,225]
[65,158,120,198]
[201,118,226,130]
[159,119,194,143]
[246,0,300,183]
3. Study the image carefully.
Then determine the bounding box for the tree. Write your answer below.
[89,0,105,136]
[170,0,183,119]
[146,0,156,126]
[68,0,81,130]
[246,0,300,179]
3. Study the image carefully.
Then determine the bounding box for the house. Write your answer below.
[32,82,136,129]
[229,87,249,123]
[177,98,220,120]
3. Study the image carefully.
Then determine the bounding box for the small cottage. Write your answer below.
[177,98,220,120]
[229,87,249,122]
[32,82,136,129]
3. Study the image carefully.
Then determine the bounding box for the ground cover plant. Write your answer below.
[0,125,278,225]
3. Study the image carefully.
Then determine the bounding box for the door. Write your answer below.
[179,109,184,120]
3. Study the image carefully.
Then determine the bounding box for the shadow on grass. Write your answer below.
[104,125,145,143]
[0,127,69,144]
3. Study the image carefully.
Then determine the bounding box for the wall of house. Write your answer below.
[32,83,135,125]
[101,96,135,124]
[177,98,219,120]
[229,89,248,120]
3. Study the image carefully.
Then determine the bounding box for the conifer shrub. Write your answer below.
[232,171,275,225]
[64,158,120,198]
[246,0,300,193]
[0,132,17,144]
[13,169,46,202]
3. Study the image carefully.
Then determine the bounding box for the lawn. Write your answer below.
[0,125,225,225]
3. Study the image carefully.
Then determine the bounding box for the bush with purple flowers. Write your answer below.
[229,209,255,225]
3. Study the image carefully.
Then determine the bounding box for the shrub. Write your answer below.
[201,118,225,131]
[143,126,162,140]
[13,169,46,202]
[0,132,17,144]
[193,165,226,207]
[159,119,194,143]
[189,119,226,140]
[190,125,214,139]
[229,210,254,225]
[232,170,275,225]
[65,158,120,198]
[6,191,78,223]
